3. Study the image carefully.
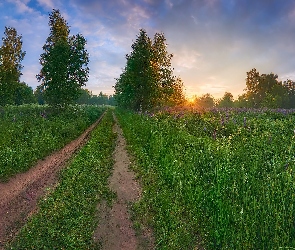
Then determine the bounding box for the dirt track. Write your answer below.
[0,113,105,248]
[0,112,154,249]
[93,114,154,249]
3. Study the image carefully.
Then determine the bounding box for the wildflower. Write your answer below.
[220,117,224,126]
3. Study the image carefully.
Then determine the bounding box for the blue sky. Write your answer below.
[1,0,295,99]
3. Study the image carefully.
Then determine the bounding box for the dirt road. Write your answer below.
[0,113,105,248]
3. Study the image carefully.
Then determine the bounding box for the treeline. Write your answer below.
[0,9,109,107]
[75,89,115,105]
[191,68,295,109]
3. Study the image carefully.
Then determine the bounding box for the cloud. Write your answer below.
[36,0,55,10]
[2,0,295,99]
[7,0,33,13]
[172,49,202,70]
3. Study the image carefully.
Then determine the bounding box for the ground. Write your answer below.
[0,113,154,249]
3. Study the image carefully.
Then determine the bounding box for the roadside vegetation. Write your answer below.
[7,109,115,249]
[115,107,295,249]
[0,105,106,181]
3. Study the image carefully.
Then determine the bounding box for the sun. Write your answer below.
[186,96,195,104]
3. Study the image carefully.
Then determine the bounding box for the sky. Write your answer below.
[1,0,295,99]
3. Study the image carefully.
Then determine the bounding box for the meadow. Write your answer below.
[2,104,295,249]
[0,104,106,181]
[116,107,295,249]
[8,109,115,249]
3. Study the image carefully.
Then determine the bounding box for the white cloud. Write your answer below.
[7,0,33,13]
[172,48,202,70]
[36,0,55,10]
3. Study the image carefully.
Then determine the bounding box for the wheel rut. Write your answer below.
[0,113,105,249]
[93,113,154,250]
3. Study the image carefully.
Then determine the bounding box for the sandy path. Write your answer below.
[0,112,105,248]
[93,114,154,250]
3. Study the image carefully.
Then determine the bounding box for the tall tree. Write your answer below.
[114,29,184,111]
[151,32,184,106]
[115,29,153,110]
[0,27,26,105]
[37,9,89,107]
[244,68,287,108]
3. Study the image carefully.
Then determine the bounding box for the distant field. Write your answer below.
[116,107,295,249]
[0,104,106,181]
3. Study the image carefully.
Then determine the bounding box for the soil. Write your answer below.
[0,113,105,249]
[0,112,154,250]
[93,114,155,250]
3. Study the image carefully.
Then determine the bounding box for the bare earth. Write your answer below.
[0,113,105,249]
[93,114,154,250]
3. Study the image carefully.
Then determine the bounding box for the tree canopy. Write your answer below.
[0,26,26,105]
[37,9,89,107]
[114,29,184,111]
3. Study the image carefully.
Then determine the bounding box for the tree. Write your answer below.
[194,93,215,108]
[283,79,295,108]
[0,27,26,105]
[114,29,184,111]
[217,92,234,108]
[151,32,185,106]
[115,29,154,111]
[15,82,36,105]
[34,85,45,105]
[76,88,91,104]
[37,9,89,107]
[244,68,287,108]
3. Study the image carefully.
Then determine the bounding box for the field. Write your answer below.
[0,105,106,181]
[116,107,295,249]
[1,105,295,249]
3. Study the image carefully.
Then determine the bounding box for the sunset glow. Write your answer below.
[1,1,295,99]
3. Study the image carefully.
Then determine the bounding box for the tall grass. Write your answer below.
[0,104,106,181]
[8,109,116,249]
[116,108,295,249]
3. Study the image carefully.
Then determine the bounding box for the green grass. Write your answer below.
[0,104,106,181]
[7,109,116,249]
[115,108,295,249]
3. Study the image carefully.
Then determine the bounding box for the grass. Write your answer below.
[7,109,116,249]
[115,107,295,249]
[0,104,106,181]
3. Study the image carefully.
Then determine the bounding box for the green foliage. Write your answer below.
[34,85,45,105]
[244,68,290,108]
[114,29,184,111]
[0,26,26,106]
[75,89,116,106]
[37,9,89,107]
[0,105,106,181]
[116,108,295,249]
[15,82,36,105]
[8,110,116,249]
[193,93,215,108]
[217,92,234,108]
